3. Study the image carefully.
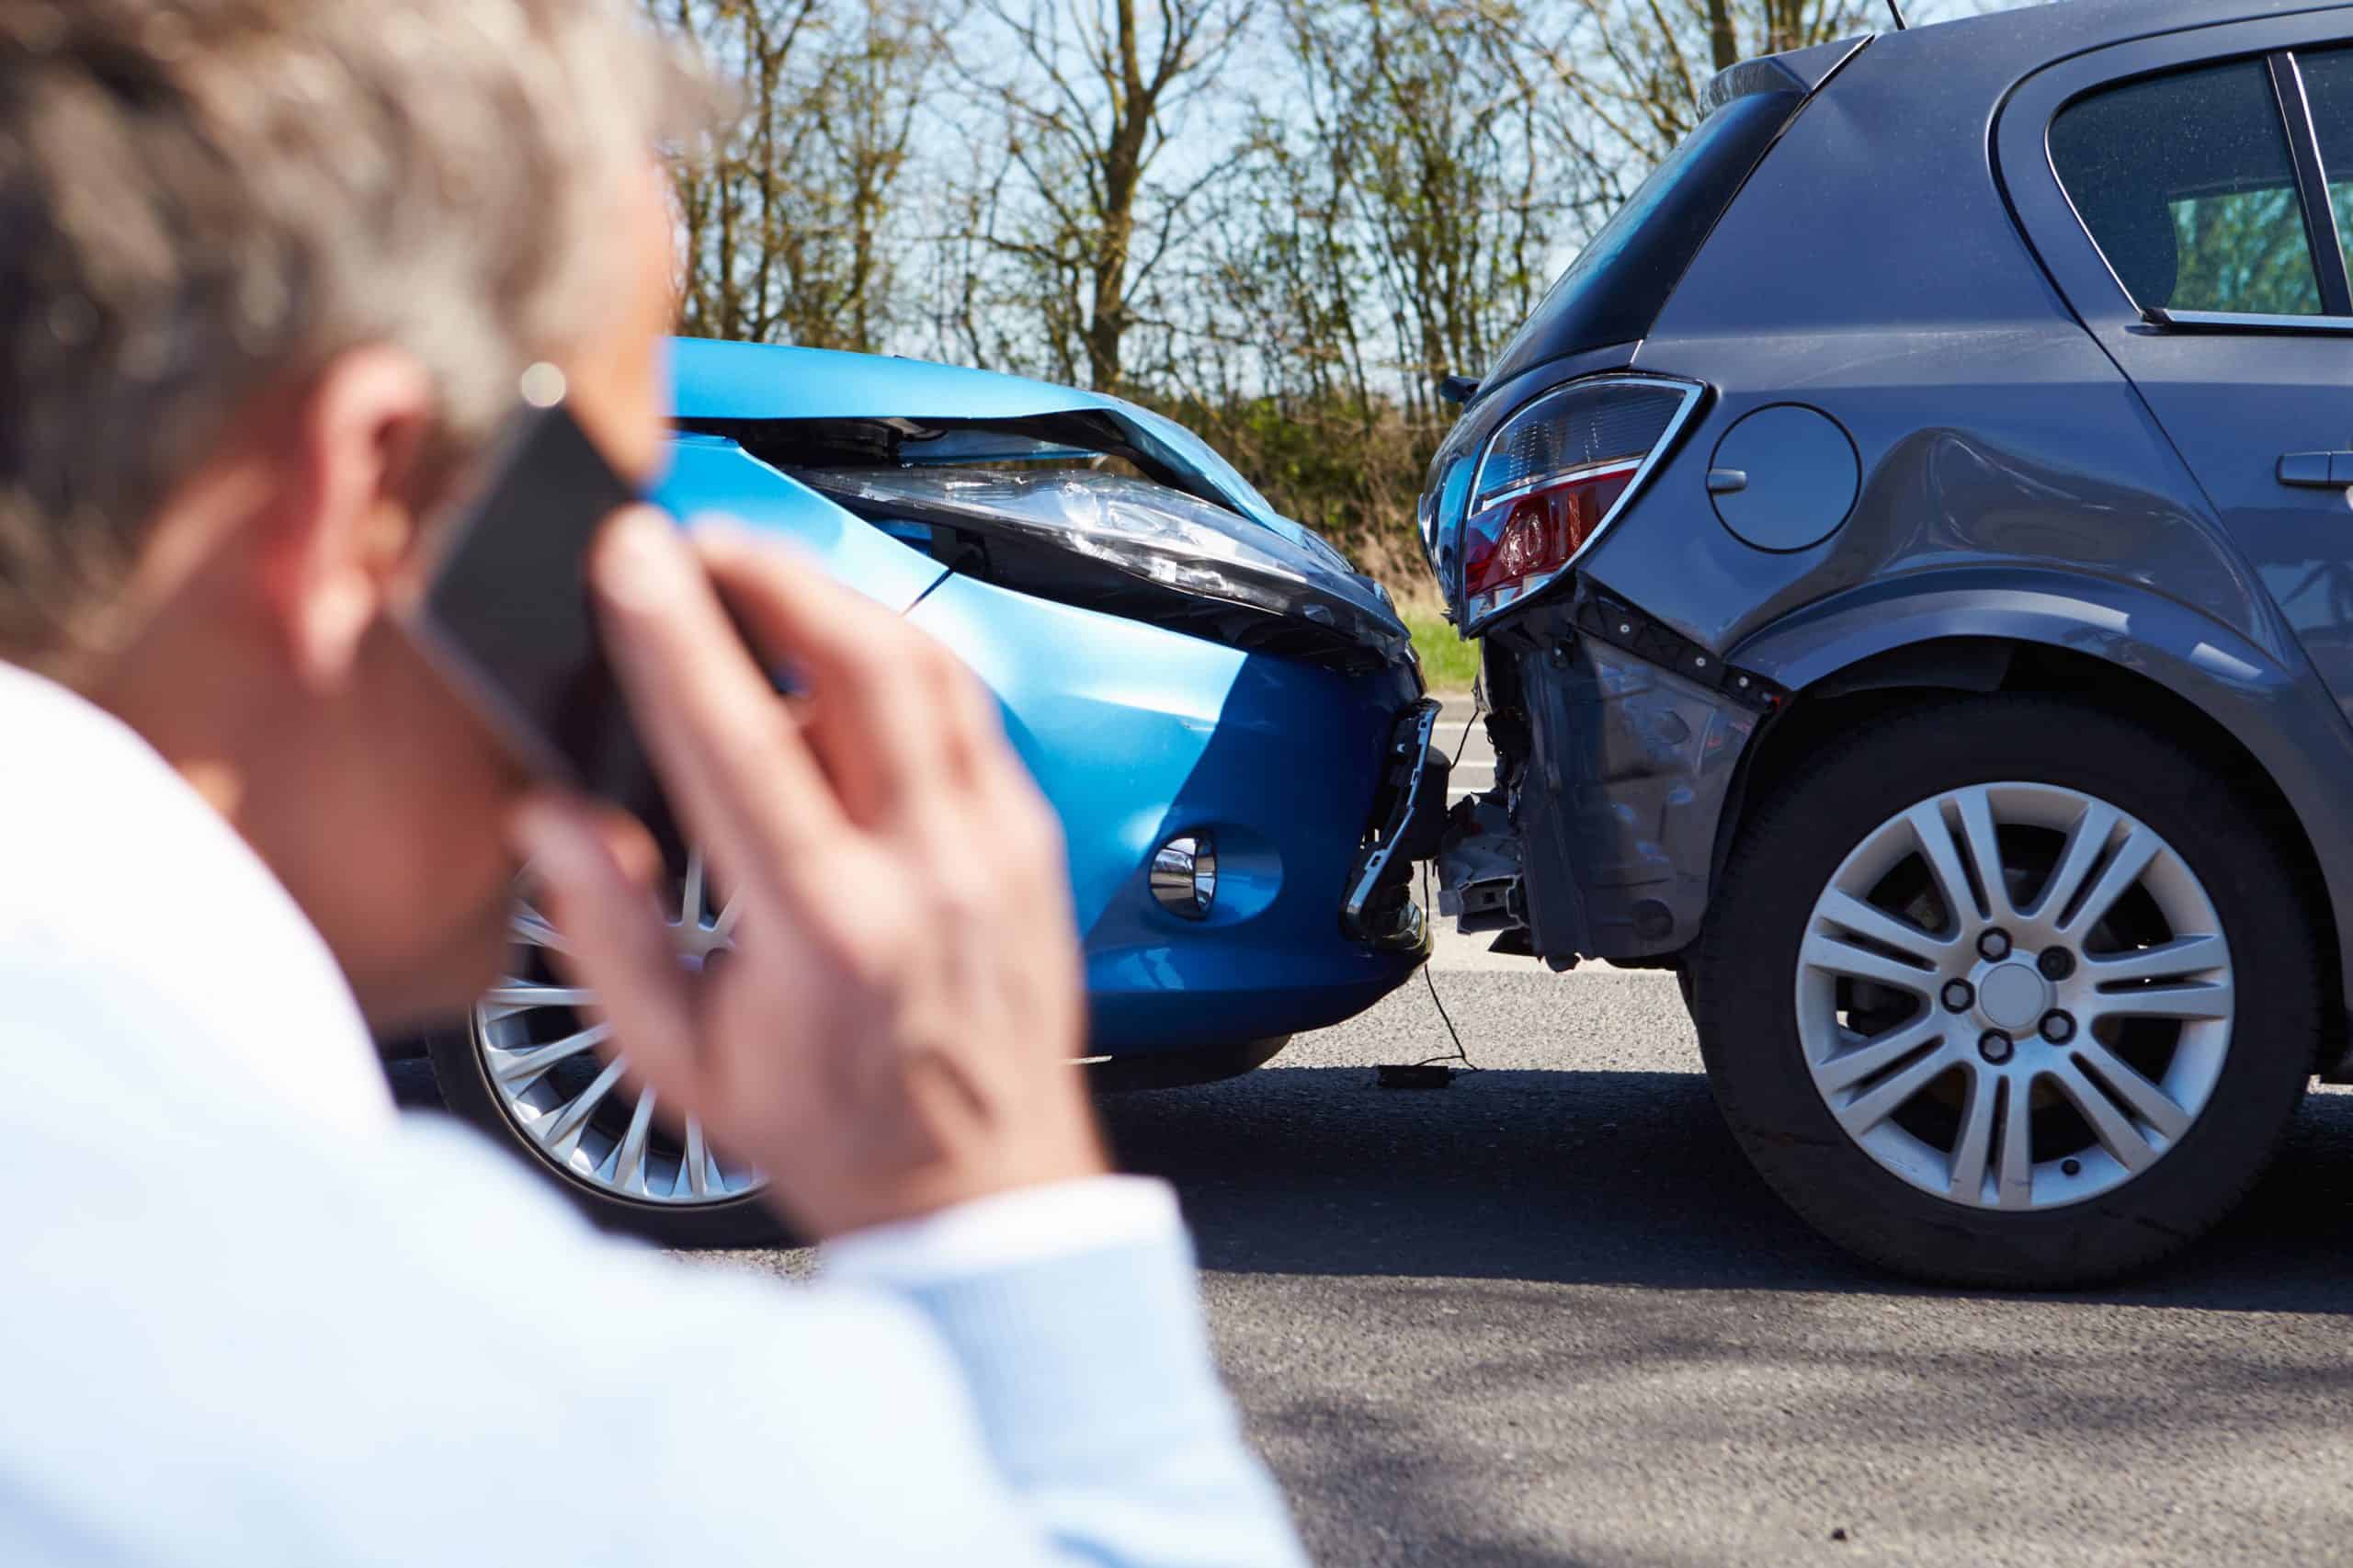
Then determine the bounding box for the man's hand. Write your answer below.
[512,508,1105,1241]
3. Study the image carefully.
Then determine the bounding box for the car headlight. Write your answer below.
[1459,375,1703,631]
[804,467,1413,673]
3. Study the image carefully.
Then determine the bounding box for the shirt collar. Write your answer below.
[0,661,393,1133]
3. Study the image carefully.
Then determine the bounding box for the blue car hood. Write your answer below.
[666,336,1415,676]
[670,336,1308,546]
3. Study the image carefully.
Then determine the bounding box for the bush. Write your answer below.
[1131,388,1449,598]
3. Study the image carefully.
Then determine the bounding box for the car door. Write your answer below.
[1999,11,2353,722]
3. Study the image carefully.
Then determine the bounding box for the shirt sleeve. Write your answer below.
[822,1175,1309,1568]
[0,946,1307,1568]
[389,1117,1306,1568]
[821,1174,1184,1285]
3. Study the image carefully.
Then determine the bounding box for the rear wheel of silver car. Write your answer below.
[1695,696,2317,1288]
[426,851,786,1248]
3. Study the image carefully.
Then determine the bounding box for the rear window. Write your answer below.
[1480,89,1803,390]
[2050,60,2323,316]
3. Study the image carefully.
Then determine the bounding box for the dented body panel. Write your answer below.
[1443,620,1758,960]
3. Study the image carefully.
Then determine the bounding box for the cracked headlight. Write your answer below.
[804,467,1413,674]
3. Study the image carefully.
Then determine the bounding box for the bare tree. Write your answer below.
[951,0,1257,392]
[804,1,947,349]
[650,0,2016,590]
[1125,0,1605,577]
[658,0,949,351]
[663,0,824,342]
[1552,0,1879,169]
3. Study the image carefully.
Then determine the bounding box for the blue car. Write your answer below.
[426,337,1443,1243]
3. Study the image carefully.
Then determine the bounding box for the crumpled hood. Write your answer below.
[668,335,1415,677]
[670,336,1306,545]
[807,466,1412,674]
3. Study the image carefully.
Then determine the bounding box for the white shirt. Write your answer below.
[0,663,1304,1567]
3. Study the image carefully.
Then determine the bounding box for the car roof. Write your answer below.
[1876,0,2353,81]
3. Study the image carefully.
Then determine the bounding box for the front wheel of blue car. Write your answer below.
[427,854,1294,1246]
[427,850,787,1248]
[1694,696,2318,1289]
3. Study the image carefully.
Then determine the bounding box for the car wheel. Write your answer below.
[427,849,786,1248]
[1695,694,2317,1288]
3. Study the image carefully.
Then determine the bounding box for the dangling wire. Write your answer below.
[1415,863,1474,1071]
[1449,670,1485,767]
[1412,680,1489,1071]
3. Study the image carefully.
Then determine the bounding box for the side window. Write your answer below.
[2050,60,2323,317]
[2293,49,2353,285]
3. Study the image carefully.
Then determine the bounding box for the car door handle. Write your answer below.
[2278,451,2353,487]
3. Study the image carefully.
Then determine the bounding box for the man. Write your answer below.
[0,2,1305,1562]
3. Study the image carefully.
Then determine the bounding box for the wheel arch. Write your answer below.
[1722,574,2353,1071]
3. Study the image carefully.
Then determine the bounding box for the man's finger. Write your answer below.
[509,792,700,1100]
[691,521,962,828]
[588,508,843,887]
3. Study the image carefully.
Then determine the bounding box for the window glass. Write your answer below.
[1481,89,1801,389]
[2291,49,2353,289]
[2051,60,2322,315]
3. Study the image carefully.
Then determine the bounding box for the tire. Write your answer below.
[432,850,1288,1246]
[427,1023,788,1249]
[1694,694,2317,1289]
[427,850,788,1249]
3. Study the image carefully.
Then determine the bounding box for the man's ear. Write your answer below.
[262,346,437,691]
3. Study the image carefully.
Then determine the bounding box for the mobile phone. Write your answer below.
[404,394,670,835]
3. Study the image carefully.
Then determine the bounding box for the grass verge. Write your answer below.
[1404,608,1479,693]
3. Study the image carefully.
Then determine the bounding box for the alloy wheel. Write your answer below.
[1796,782,2233,1211]
[472,848,766,1207]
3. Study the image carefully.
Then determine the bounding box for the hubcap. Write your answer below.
[1975,962,2050,1032]
[1796,782,2233,1211]
[472,848,765,1207]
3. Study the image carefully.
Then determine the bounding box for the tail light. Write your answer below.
[1459,375,1702,630]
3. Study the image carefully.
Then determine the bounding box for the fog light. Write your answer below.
[1150,835,1217,919]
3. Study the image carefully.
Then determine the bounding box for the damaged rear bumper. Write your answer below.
[1437,592,1773,965]
[1436,790,1525,941]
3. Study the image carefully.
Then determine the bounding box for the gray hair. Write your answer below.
[0,0,709,665]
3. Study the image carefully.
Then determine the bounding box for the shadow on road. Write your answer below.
[392,1042,2353,1312]
[1099,1064,2353,1312]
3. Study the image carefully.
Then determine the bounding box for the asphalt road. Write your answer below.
[692,951,2353,1567]
[404,704,2353,1563]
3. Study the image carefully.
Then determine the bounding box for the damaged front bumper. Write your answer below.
[1342,699,1452,952]
[664,336,1436,1060]
[1437,589,1776,966]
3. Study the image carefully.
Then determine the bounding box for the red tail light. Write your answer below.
[1461,460,1640,610]
[1455,376,1702,629]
